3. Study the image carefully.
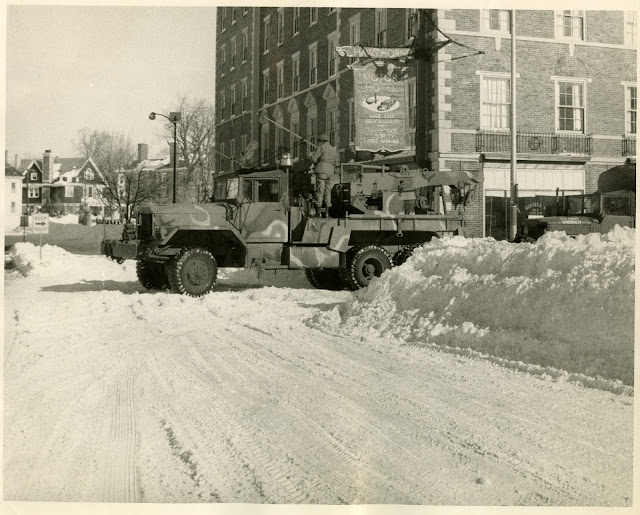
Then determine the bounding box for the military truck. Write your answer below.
[102,162,480,296]
[518,164,635,241]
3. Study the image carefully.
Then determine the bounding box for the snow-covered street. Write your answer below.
[3,230,635,508]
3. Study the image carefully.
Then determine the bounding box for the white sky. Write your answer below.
[5,4,217,162]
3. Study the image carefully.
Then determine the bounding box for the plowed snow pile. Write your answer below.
[330,227,635,386]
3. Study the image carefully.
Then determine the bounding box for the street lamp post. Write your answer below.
[149,111,182,203]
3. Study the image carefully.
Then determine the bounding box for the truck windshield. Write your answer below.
[213,178,239,201]
[566,193,600,216]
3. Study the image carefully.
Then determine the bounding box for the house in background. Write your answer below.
[5,162,23,231]
[49,156,104,217]
[18,155,46,213]
[18,150,109,219]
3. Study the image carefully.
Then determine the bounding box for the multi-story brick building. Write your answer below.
[215,8,636,238]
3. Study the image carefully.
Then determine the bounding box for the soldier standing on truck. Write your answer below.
[309,134,339,218]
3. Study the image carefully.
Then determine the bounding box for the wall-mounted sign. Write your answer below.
[352,63,410,153]
[336,46,412,60]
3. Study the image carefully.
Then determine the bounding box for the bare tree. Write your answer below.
[73,129,167,220]
[160,97,216,202]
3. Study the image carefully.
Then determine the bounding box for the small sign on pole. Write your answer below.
[32,213,49,260]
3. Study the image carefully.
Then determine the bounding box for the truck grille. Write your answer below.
[137,213,153,240]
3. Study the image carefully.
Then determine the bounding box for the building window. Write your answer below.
[261,126,269,164]
[407,79,417,130]
[85,169,94,180]
[11,182,16,193]
[231,85,237,115]
[375,9,387,46]
[28,187,39,198]
[293,7,300,36]
[481,75,511,129]
[562,10,584,40]
[626,85,637,135]
[263,70,270,105]
[625,11,637,46]
[10,202,16,213]
[292,53,300,93]
[291,120,300,159]
[309,43,318,85]
[230,139,236,166]
[220,89,226,118]
[242,79,249,111]
[310,7,318,26]
[88,186,93,198]
[219,142,226,172]
[307,113,318,150]
[65,186,74,197]
[242,30,249,62]
[327,108,338,146]
[263,16,271,53]
[221,7,228,32]
[328,35,339,77]
[406,9,417,41]
[241,134,248,155]
[557,81,585,132]
[220,44,226,75]
[277,62,285,99]
[349,16,361,64]
[277,8,285,45]
[230,37,237,70]
[30,172,38,181]
[482,10,511,32]
[348,99,355,145]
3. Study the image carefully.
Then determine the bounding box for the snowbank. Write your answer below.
[7,242,76,277]
[50,214,79,224]
[329,227,635,386]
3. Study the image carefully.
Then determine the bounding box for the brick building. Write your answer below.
[215,8,636,238]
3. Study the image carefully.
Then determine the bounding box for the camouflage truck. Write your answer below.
[518,164,636,241]
[102,162,480,296]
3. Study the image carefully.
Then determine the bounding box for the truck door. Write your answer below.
[239,177,288,242]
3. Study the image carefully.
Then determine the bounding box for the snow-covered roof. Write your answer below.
[5,164,23,177]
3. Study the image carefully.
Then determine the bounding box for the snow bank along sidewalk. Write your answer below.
[324,227,635,389]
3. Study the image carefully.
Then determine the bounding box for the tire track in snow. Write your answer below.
[171,339,312,503]
[103,368,139,502]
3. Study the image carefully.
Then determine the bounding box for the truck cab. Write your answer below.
[520,189,635,241]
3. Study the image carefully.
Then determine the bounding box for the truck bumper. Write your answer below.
[101,239,141,261]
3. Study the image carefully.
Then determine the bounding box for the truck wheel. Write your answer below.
[168,247,217,297]
[305,268,346,290]
[343,245,392,290]
[136,260,169,290]
[392,243,422,267]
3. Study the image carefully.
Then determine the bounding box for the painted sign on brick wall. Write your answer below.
[352,63,410,153]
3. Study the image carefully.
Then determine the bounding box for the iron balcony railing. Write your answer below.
[622,135,636,156]
[476,130,592,155]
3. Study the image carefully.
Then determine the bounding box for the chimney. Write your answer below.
[15,154,18,168]
[42,149,54,183]
[138,143,149,163]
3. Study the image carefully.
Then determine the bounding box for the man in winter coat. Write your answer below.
[309,134,339,217]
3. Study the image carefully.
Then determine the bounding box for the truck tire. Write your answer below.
[392,243,422,267]
[304,268,346,290]
[136,260,169,291]
[168,247,217,297]
[342,245,392,290]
